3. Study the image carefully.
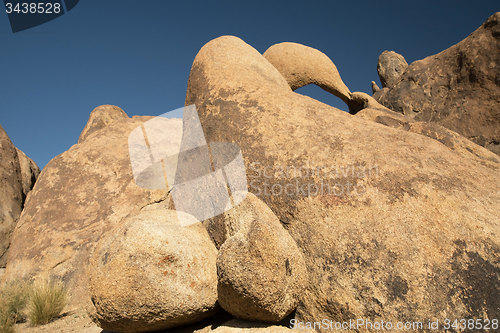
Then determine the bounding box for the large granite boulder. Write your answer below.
[89,208,219,332]
[0,125,23,268]
[213,193,307,322]
[375,12,500,155]
[185,35,500,331]
[1,108,182,310]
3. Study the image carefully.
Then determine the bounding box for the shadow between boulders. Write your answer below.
[100,310,296,333]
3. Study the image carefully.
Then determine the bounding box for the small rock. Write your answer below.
[89,209,219,333]
[371,80,380,94]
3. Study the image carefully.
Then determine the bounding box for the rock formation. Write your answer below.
[3,14,500,331]
[0,125,39,268]
[263,42,351,106]
[78,104,129,144]
[1,107,182,311]
[185,35,500,331]
[375,12,500,155]
[377,50,408,88]
[371,81,380,94]
[89,208,219,332]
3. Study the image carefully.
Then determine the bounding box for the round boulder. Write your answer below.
[216,194,307,322]
[377,50,408,88]
[89,208,219,333]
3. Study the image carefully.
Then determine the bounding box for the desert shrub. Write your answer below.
[1,280,31,323]
[0,302,15,333]
[0,280,31,333]
[27,277,68,326]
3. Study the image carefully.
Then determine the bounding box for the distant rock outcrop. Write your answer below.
[375,12,500,155]
[0,125,39,268]
[89,208,219,332]
[78,104,128,144]
[1,109,182,311]
[377,50,408,88]
[186,35,500,331]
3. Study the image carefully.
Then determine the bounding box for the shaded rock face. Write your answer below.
[211,319,314,332]
[185,36,500,331]
[15,147,40,204]
[212,194,307,322]
[377,50,408,88]
[375,12,500,155]
[89,208,219,333]
[0,125,23,268]
[1,109,181,310]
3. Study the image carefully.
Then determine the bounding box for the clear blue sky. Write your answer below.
[1,1,498,169]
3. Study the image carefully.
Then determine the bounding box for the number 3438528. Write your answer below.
[5,3,61,14]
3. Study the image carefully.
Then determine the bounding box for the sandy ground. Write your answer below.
[13,309,103,333]
[11,308,296,333]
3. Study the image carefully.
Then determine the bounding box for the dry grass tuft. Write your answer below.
[0,280,31,333]
[27,277,68,326]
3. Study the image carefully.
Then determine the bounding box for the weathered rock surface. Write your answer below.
[185,35,500,331]
[377,50,408,88]
[371,81,380,94]
[89,208,219,333]
[213,194,307,322]
[375,12,500,155]
[15,147,40,202]
[78,104,129,144]
[263,42,351,105]
[1,109,182,310]
[353,98,500,167]
[0,125,23,268]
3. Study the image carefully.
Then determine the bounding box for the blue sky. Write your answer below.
[1,0,498,169]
